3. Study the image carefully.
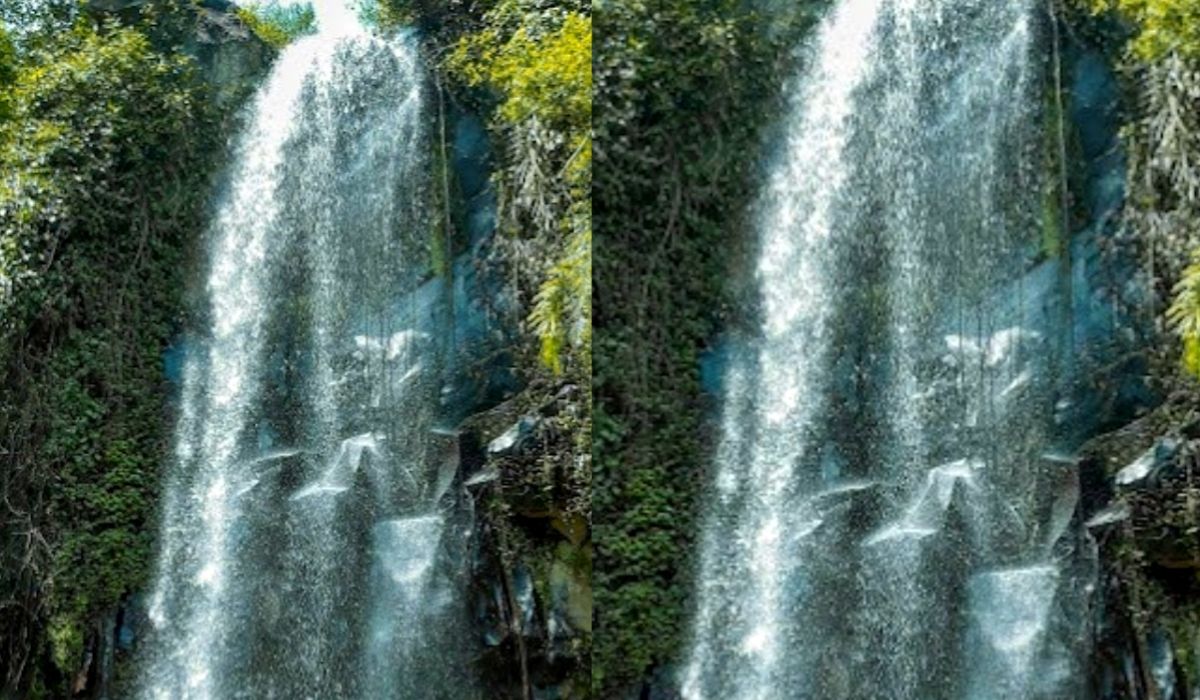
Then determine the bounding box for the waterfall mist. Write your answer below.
[137,8,474,698]
[682,1,1094,698]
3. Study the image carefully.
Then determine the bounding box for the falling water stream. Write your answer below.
[138,4,472,697]
[684,1,1093,698]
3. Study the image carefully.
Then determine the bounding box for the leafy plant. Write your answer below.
[531,219,590,375]
[1082,0,1200,59]
[0,27,14,123]
[1169,251,1200,375]
[450,10,591,151]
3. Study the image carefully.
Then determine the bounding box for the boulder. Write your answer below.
[488,416,539,458]
[1115,438,1183,488]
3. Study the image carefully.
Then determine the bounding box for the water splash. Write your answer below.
[683,1,1091,698]
[137,19,473,700]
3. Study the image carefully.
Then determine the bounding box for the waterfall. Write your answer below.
[683,1,1092,698]
[137,5,472,698]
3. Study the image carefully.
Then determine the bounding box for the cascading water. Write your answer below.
[683,1,1093,698]
[138,4,473,697]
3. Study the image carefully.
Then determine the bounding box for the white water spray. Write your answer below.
[683,1,1090,698]
[138,6,472,698]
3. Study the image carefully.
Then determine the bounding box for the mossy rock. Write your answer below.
[550,541,592,634]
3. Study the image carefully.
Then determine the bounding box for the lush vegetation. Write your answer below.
[0,29,14,121]
[592,0,824,693]
[0,1,78,49]
[0,2,255,695]
[3,0,591,695]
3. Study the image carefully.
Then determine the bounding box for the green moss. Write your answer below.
[429,120,451,278]
[1040,85,1067,258]
[47,615,84,676]
[1165,608,1200,688]
[1040,186,1064,258]
[1169,253,1200,378]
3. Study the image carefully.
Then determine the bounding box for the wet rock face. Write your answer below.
[470,538,592,699]
[462,383,591,699]
[1114,429,1200,569]
[1056,19,1200,692]
[184,4,275,109]
[1080,400,1200,700]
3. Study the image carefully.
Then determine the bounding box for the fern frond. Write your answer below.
[530,217,591,375]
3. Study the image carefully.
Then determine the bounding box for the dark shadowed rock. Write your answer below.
[184,5,275,108]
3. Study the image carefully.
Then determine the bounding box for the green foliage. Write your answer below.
[236,1,315,50]
[1140,55,1200,377]
[0,27,14,123]
[370,0,490,43]
[450,10,591,150]
[0,25,11,70]
[531,221,590,375]
[0,15,222,694]
[0,0,78,51]
[1168,251,1200,376]
[1080,0,1200,59]
[449,7,591,377]
[593,0,818,692]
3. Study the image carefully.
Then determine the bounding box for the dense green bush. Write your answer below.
[0,27,14,122]
[0,13,222,694]
[0,0,78,50]
[370,0,492,49]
